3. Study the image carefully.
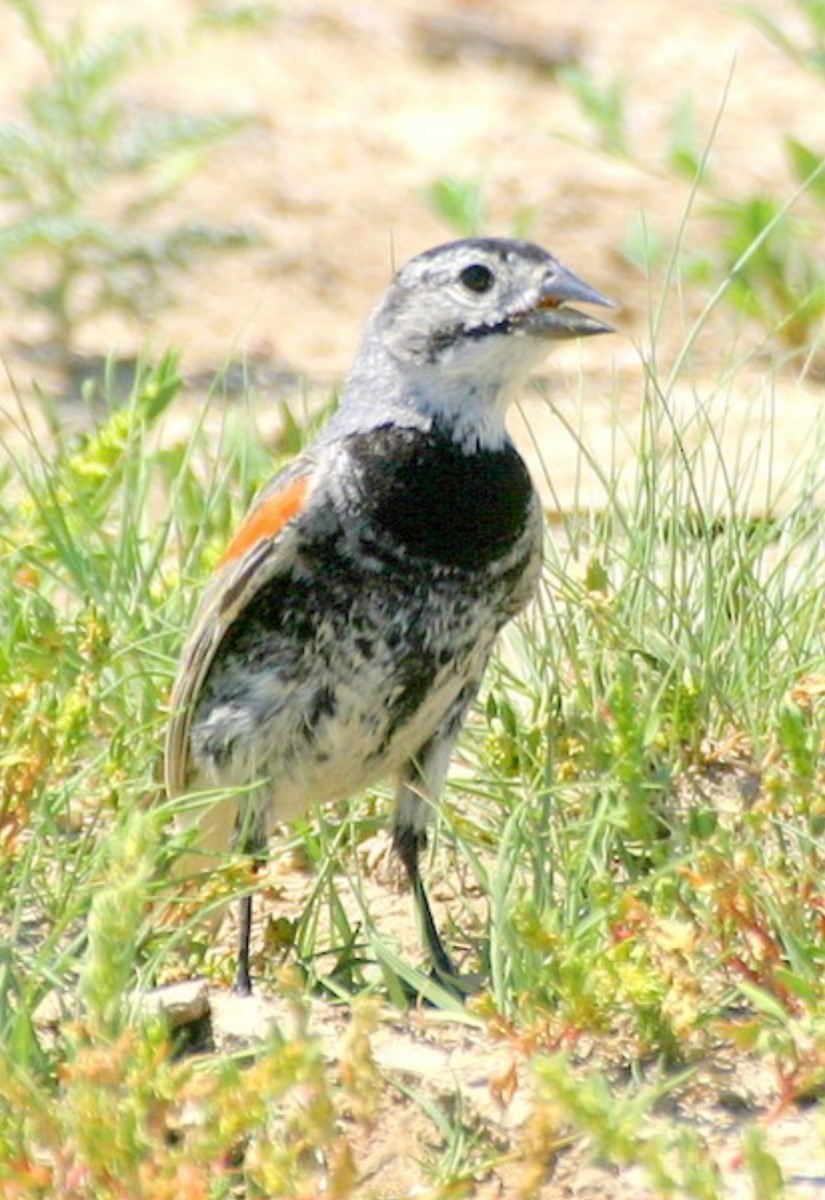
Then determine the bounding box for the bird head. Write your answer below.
[342,237,615,450]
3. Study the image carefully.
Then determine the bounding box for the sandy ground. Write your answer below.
[1,0,824,511]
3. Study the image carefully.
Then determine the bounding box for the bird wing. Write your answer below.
[164,454,317,797]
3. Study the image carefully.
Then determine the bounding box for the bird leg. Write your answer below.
[393,822,457,981]
[392,732,487,996]
[233,810,267,995]
[235,891,255,995]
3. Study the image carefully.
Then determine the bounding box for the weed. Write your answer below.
[557,65,629,155]
[3,314,825,1193]
[2,6,825,1192]
[423,175,486,238]
[561,47,825,364]
[423,174,535,240]
[0,0,258,376]
[741,0,825,76]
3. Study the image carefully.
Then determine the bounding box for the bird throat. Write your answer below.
[345,423,534,570]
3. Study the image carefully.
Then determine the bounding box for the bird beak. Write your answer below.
[529,262,617,339]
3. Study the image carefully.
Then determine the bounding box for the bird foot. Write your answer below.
[429,962,485,999]
[233,967,254,996]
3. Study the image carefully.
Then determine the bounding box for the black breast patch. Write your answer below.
[346,424,534,570]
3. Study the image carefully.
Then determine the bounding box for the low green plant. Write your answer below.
[423,175,487,238]
[2,316,825,1192]
[1,961,375,1199]
[423,174,535,241]
[559,45,825,364]
[4,135,825,1193]
[557,64,629,155]
[0,0,258,376]
[709,160,825,352]
[741,0,825,76]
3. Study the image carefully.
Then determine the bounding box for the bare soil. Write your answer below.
[2,0,823,510]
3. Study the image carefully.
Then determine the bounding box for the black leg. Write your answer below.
[232,809,266,996]
[234,892,254,995]
[392,713,484,996]
[393,823,457,981]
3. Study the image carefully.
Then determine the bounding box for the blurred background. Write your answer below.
[0,0,823,504]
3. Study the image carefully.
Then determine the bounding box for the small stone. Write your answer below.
[136,979,210,1030]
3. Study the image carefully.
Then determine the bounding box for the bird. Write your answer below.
[164,236,614,995]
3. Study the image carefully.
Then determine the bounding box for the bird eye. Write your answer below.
[459,263,495,293]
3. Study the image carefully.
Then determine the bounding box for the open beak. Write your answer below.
[528,261,616,339]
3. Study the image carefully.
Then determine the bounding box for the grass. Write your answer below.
[1,3,825,1190]
[0,0,259,378]
[1,301,824,1196]
[556,10,825,369]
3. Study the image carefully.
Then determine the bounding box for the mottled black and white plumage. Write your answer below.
[165,237,614,993]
